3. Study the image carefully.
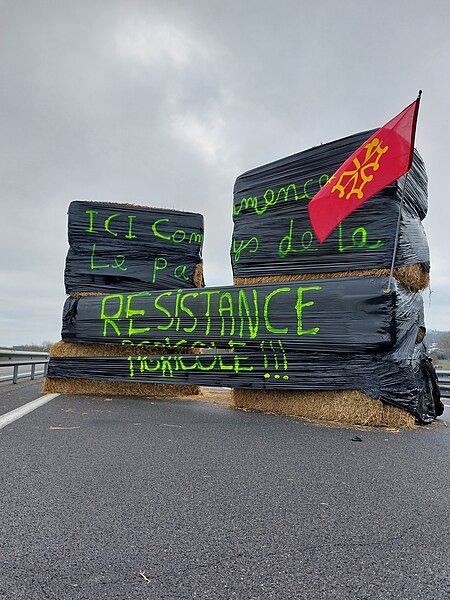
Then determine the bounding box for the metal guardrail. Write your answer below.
[0,349,49,384]
[436,369,450,399]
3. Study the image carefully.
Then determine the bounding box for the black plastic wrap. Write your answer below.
[47,342,442,423]
[65,201,204,292]
[61,276,422,353]
[49,273,443,421]
[231,130,429,278]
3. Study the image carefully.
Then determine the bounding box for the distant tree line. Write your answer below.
[426,331,450,364]
[437,333,450,359]
[11,341,53,352]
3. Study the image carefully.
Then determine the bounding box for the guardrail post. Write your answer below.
[13,365,19,384]
[31,363,36,380]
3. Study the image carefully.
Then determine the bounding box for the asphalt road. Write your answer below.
[0,381,449,600]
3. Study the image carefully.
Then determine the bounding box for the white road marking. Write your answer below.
[0,394,59,430]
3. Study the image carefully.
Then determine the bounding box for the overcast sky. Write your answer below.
[1,0,449,347]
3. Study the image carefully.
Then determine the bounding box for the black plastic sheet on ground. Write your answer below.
[231,130,429,278]
[61,276,423,353]
[65,200,204,292]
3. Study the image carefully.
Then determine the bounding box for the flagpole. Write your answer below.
[384,170,410,294]
[309,90,422,245]
[384,90,421,294]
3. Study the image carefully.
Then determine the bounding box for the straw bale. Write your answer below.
[50,340,200,358]
[394,264,429,291]
[232,264,423,429]
[69,291,104,297]
[416,326,426,344]
[79,200,198,214]
[193,262,205,288]
[48,342,200,396]
[42,377,199,397]
[234,263,429,291]
[231,388,416,429]
[69,263,204,298]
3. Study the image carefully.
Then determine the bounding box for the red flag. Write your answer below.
[308,92,422,243]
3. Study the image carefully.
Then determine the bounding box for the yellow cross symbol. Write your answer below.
[331,138,389,200]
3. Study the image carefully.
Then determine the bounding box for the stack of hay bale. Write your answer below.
[46,274,438,429]
[43,200,204,398]
[230,129,441,427]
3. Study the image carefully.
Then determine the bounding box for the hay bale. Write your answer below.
[82,200,197,213]
[193,262,205,288]
[68,291,104,297]
[232,266,426,427]
[394,264,429,291]
[231,388,416,429]
[68,262,204,298]
[234,263,429,291]
[47,341,200,397]
[231,269,423,427]
[50,340,199,358]
[416,326,426,344]
[42,377,199,397]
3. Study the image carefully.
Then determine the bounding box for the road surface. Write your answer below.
[1,379,449,599]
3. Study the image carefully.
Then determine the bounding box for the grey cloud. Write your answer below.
[1,0,449,346]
